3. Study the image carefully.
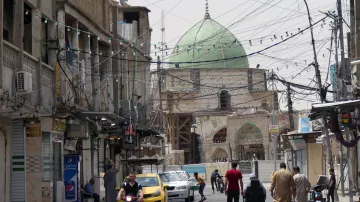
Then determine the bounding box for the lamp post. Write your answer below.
[191,124,197,163]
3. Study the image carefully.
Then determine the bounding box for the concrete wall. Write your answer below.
[255,160,276,183]
[67,0,111,32]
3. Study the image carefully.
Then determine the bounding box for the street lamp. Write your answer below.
[191,124,197,163]
[191,124,197,133]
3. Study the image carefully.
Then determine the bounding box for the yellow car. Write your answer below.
[116,173,168,202]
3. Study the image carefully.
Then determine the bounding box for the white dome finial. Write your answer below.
[205,0,210,19]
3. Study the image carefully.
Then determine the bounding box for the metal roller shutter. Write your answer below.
[42,132,52,181]
[93,138,99,176]
[11,119,26,201]
[99,139,105,174]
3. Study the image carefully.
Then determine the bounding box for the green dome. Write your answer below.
[168,16,249,69]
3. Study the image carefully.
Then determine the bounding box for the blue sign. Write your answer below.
[64,155,79,202]
[298,117,312,133]
[181,165,206,174]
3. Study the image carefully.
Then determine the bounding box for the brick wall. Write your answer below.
[68,0,111,32]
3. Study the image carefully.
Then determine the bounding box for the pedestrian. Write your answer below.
[84,178,100,202]
[327,168,336,202]
[224,163,244,202]
[103,159,118,202]
[292,166,310,202]
[194,172,207,202]
[270,162,295,202]
[211,169,220,194]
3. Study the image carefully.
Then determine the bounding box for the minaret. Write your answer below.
[204,0,211,19]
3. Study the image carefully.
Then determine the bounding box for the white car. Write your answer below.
[159,171,195,202]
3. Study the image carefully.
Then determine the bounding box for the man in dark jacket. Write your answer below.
[211,169,220,194]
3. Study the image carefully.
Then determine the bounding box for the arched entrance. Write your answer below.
[236,123,265,160]
[212,148,228,162]
[212,128,227,143]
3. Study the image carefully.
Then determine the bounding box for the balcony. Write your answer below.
[3,41,54,114]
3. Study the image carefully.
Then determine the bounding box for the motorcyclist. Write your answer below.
[117,172,144,202]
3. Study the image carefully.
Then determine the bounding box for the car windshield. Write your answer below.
[176,172,189,181]
[160,172,185,182]
[136,177,159,187]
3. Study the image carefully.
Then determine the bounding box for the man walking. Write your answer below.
[292,166,310,202]
[211,169,220,194]
[224,163,244,202]
[327,168,336,202]
[270,162,294,202]
[103,159,118,202]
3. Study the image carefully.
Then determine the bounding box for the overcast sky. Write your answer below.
[128,0,350,110]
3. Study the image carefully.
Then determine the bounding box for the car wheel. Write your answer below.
[185,189,191,202]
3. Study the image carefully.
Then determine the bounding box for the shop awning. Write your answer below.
[121,154,165,165]
[284,130,322,150]
[73,110,124,128]
[309,99,360,120]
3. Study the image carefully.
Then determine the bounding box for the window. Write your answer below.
[190,70,200,90]
[219,90,231,110]
[248,70,253,90]
[42,132,52,181]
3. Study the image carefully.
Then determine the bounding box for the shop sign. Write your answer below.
[269,125,279,133]
[26,126,41,137]
[52,119,66,133]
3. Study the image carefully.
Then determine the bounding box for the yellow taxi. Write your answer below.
[116,173,168,202]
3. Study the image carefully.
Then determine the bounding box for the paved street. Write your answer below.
[193,180,273,202]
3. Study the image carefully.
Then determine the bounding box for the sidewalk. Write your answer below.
[336,191,359,202]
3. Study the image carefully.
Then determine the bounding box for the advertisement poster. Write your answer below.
[64,155,79,202]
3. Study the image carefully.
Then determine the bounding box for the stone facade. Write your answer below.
[67,0,112,33]
[196,113,271,162]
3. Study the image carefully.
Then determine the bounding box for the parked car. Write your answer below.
[116,173,169,202]
[159,171,195,202]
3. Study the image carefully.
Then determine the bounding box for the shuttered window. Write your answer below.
[42,132,52,181]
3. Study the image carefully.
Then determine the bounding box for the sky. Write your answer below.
[127,0,350,110]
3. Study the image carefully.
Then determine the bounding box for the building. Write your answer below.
[152,3,279,164]
[0,0,152,201]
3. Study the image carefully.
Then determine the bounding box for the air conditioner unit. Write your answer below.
[16,71,32,92]
[67,121,89,138]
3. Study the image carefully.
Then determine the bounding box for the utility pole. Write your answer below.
[157,56,165,170]
[286,83,294,131]
[337,0,353,200]
[350,0,355,60]
[333,17,345,196]
[303,0,334,171]
[271,69,277,171]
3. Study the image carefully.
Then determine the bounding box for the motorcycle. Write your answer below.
[310,184,326,202]
[118,194,141,202]
[217,175,225,193]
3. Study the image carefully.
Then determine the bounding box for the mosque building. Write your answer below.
[152,1,283,164]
